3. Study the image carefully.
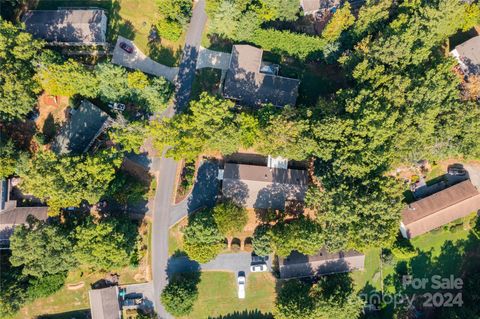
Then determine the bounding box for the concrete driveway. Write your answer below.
[197,47,231,70]
[112,36,179,82]
[167,252,272,277]
[464,163,480,188]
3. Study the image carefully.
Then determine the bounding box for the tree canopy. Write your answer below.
[0,19,44,120]
[161,272,200,316]
[9,219,75,278]
[19,150,121,214]
[74,218,138,271]
[212,201,248,236]
[183,209,225,263]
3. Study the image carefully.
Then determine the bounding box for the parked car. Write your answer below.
[251,254,268,263]
[119,42,134,53]
[448,165,466,176]
[108,102,126,112]
[237,274,245,299]
[250,263,267,272]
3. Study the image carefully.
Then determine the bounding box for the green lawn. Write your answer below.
[182,272,275,319]
[12,267,142,319]
[36,0,185,66]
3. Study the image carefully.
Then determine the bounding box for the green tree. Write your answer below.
[26,272,67,300]
[19,150,121,214]
[183,209,224,263]
[270,218,324,257]
[259,0,299,21]
[0,19,44,120]
[133,77,173,114]
[127,70,149,89]
[96,63,130,101]
[74,218,138,270]
[0,253,28,318]
[9,219,75,278]
[158,0,192,25]
[252,224,273,256]
[161,272,200,316]
[0,138,27,179]
[212,201,248,236]
[150,93,241,160]
[36,59,98,97]
[255,106,317,161]
[321,2,355,42]
[274,275,363,319]
[108,119,146,153]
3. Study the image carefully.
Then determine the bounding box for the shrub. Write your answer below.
[157,20,184,41]
[212,201,248,236]
[26,272,67,300]
[391,236,417,259]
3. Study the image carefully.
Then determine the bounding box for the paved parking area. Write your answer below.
[112,36,179,82]
[464,163,480,188]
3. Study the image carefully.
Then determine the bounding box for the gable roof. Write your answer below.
[22,9,107,44]
[223,45,300,107]
[89,286,121,319]
[278,249,365,279]
[52,100,111,155]
[401,180,480,238]
[452,35,480,74]
[222,163,308,210]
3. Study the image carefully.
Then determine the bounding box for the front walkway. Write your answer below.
[112,36,179,82]
[196,46,231,70]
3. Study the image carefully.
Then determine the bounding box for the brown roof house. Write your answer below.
[451,35,480,75]
[223,45,300,107]
[0,179,48,242]
[400,180,480,239]
[221,163,308,210]
[22,9,108,45]
[279,249,365,279]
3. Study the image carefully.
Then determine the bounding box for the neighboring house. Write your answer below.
[52,100,112,155]
[451,35,480,75]
[400,180,480,239]
[22,9,108,46]
[278,249,365,279]
[89,283,154,319]
[300,0,339,15]
[0,179,48,243]
[223,45,300,107]
[89,286,121,319]
[221,163,308,210]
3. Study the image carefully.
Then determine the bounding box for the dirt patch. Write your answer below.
[66,281,85,290]
[35,93,69,135]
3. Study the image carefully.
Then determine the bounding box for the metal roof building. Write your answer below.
[278,249,365,279]
[401,180,480,239]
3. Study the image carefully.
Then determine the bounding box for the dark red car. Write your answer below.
[119,42,134,53]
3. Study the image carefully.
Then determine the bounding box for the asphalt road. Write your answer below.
[173,0,207,112]
[151,1,208,318]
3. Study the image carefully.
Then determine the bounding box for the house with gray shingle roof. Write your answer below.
[52,100,111,155]
[221,163,308,210]
[89,286,121,319]
[0,179,48,242]
[22,9,107,45]
[223,45,300,107]
[451,35,480,75]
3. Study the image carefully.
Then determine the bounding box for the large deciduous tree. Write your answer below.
[161,272,200,316]
[270,218,324,257]
[212,201,248,236]
[9,219,75,278]
[74,218,138,270]
[19,150,121,214]
[183,209,224,263]
[0,19,44,120]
